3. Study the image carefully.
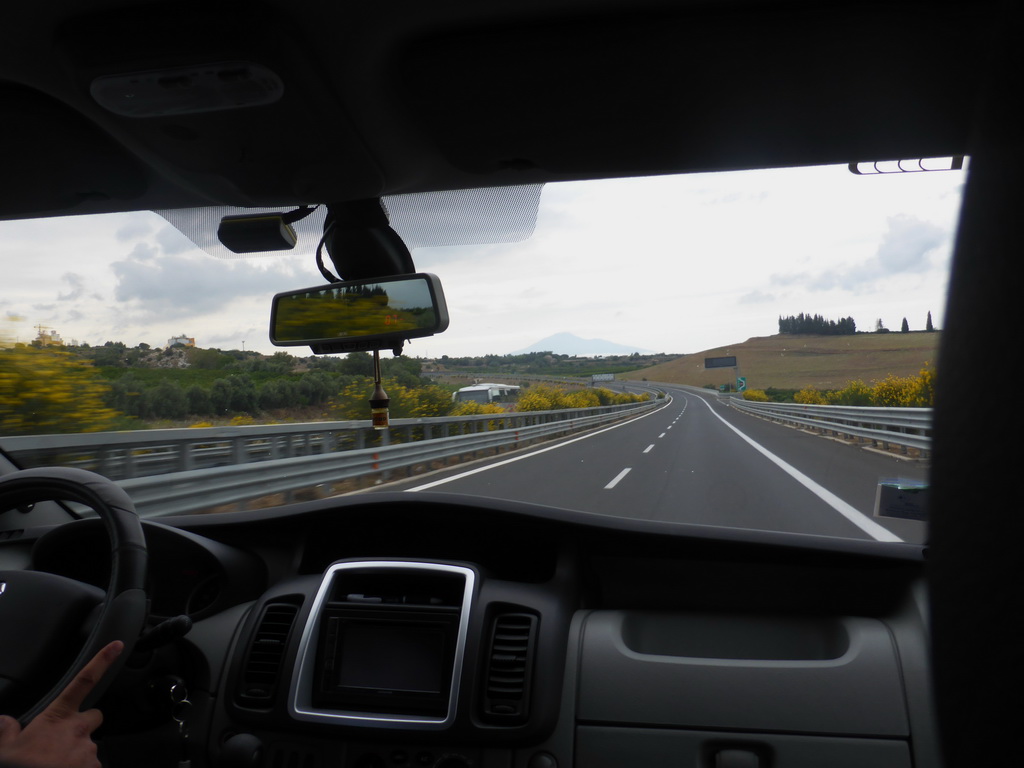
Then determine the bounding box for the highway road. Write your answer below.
[387,385,929,544]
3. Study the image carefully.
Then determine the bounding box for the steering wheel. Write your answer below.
[0,467,147,724]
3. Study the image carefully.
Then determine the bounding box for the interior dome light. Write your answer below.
[90,61,284,117]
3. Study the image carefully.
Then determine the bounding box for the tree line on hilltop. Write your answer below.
[778,311,935,335]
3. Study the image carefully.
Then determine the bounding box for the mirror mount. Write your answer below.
[320,199,415,281]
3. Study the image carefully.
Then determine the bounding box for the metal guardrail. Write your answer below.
[3,402,654,480]
[629,379,930,454]
[118,400,661,517]
[726,398,932,453]
[3,399,661,516]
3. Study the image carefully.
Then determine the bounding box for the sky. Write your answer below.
[1,162,967,359]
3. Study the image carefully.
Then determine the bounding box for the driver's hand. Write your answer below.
[0,640,123,768]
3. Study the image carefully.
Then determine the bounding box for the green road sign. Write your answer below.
[705,355,737,369]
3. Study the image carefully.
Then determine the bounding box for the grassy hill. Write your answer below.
[623,332,941,391]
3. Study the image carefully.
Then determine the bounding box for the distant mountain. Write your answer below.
[512,332,654,356]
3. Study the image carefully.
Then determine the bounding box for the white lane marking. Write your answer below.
[692,396,902,543]
[658,432,666,438]
[605,468,632,489]
[643,444,655,454]
[405,397,669,492]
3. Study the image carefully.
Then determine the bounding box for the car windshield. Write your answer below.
[1,162,965,544]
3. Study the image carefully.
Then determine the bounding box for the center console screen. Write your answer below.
[313,609,459,715]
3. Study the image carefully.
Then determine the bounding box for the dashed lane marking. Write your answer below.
[605,468,632,489]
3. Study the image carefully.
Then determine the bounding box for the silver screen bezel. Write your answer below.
[288,560,476,729]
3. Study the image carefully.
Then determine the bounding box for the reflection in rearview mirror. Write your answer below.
[270,273,449,354]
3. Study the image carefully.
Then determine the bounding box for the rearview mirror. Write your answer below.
[270,273,449,354]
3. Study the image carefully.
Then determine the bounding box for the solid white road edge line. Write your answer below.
[690,394,903,543]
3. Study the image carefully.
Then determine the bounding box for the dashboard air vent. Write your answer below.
[238,600,299,706]
[481,612,537,724]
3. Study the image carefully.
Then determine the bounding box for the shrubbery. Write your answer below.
[331,378,453,420]
[449,401,507,416]
[867,367,935,407]
[515,385,648,412]
[1,343,122,435]
[102,370,343,420]
[794,387,827,405]
[787,366,935,407]
[823,379,874,406]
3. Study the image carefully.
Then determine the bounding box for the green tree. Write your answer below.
[92,341,130,367]
[210,379,233,415]
[224,375,257,412]
[339,352,375,377]
[106,372,146,417]
[142,381,188,420]
[258,378,301,410]
[186,346,233,370]
[186,385,214,416]
[383,355,424,387]
[297,371,335,406]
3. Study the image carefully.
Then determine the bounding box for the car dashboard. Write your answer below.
[9,491,935,768]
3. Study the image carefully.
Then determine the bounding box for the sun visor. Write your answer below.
[382,184,543,248]
[154,184,543,258]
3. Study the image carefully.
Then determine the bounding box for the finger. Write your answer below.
[76,708,104,735]
[0,714,23,745]
[45,640,124,719]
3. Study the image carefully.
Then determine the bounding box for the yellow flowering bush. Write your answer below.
[794,387,827,405]
[0,342,122,435]
[515,385,564,412]
[331,378,453,420]
[825,379,873,406]
[516,384,648,412]
[792,366,936,408]
[449,401,506,416]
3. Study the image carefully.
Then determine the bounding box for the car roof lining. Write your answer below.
[0,0,1000,222]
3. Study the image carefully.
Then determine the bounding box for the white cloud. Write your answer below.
[115,220,153,242]
[771,213,950,298]
[111,250,306,318]
[875,215,946,274]
[57,272,86,301]
[1,164,967,355]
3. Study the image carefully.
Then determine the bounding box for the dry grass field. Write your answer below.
[624,332,941,391]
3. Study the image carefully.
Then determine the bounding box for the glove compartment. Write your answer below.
[578,611,908,735]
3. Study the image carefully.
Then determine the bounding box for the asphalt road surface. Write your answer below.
[385,386,928,544]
